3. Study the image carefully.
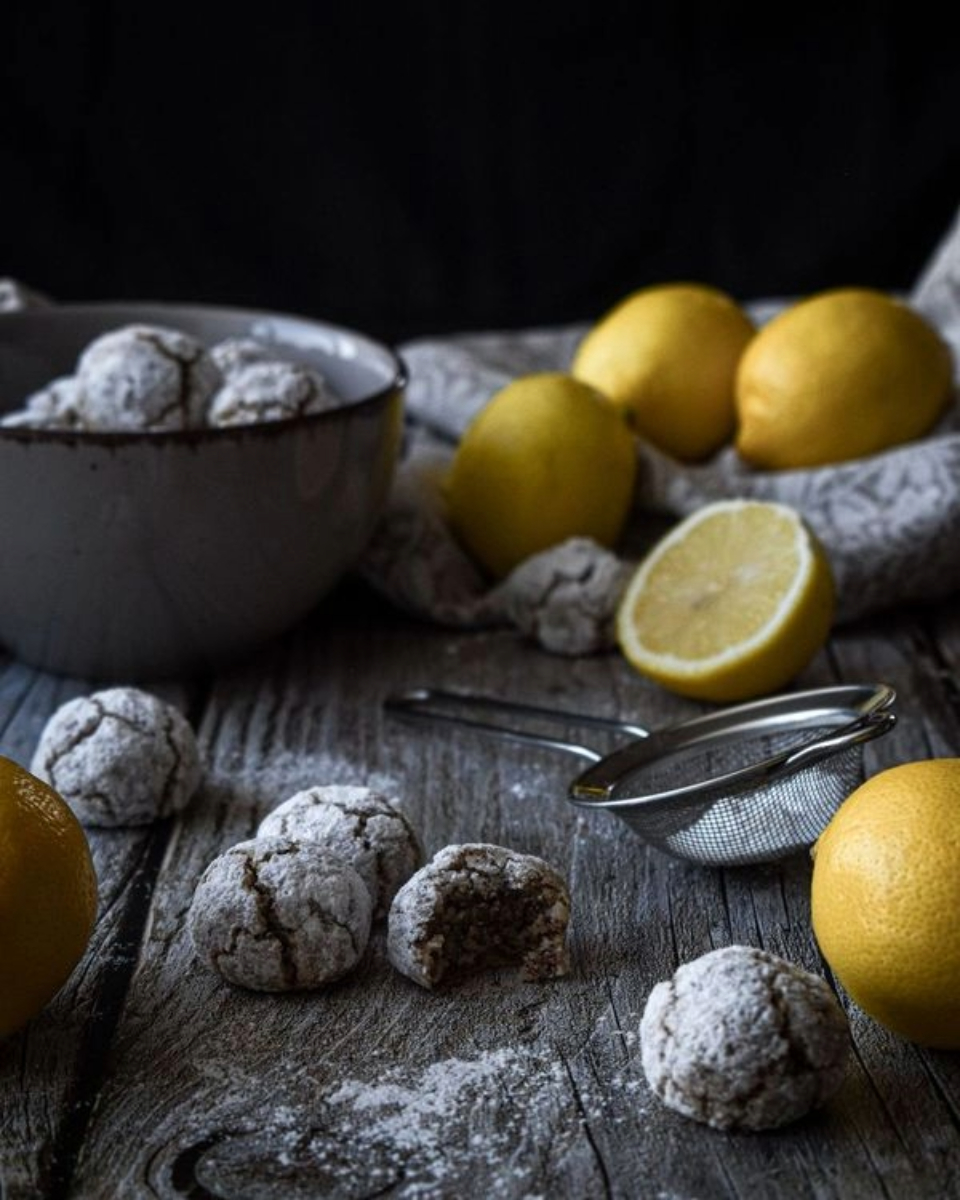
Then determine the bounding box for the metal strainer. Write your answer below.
[385,683,897,867]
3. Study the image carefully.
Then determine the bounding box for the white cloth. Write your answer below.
[358,206,960,642]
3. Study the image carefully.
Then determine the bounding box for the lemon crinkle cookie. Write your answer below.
[30,686,203,827]
[258,784,423,920]
[640,944,850,1131]
[207,360,340,426]
[187,836,373,991]
[0,376,84,430]
[387,843,571,989]
[209,336,280,377]
[76,323,221,430]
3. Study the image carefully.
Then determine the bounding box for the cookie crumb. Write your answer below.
[640,944,850,1131]
[188,836,372,991]
[30,686,202,827]
[258,785,423,919]
[387,843,571,989]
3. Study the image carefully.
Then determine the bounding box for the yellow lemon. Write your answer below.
[443,372,637,579]
[616,499,834,702]
[811,759,960,1048]
[0,755,98,1039]
[571,282,756,461]
[736,287,954,469]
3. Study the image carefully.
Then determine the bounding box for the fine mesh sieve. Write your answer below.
[385,683,897,866]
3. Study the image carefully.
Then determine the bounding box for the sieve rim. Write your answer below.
[569,682,896,814]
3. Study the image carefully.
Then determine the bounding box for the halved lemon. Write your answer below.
[616,499,835,701]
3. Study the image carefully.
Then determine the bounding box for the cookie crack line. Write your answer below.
[141,330,201,425]
[41,700,104,777]
[303,897,363,958]
[240,855,299,989]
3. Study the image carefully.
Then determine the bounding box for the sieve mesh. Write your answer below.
[613,743,864,866]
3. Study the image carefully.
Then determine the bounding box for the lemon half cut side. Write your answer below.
[615,499,835,702]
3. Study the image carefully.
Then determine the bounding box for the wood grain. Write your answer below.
[1,583,959,1198]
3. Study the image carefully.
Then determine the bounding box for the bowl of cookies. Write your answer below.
[0,302,406,680]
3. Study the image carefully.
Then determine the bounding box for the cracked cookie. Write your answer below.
[188,836,373,991]
[29,686,202,827]
[640,944,850,1131]
[0,375,84,430]
[76,323,221,430]
[209,336,279,377]
[207,360,340,426]
[490,536,633,655]
[257,785,423,920]
[387,843,571,989]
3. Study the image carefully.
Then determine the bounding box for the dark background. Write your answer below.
[4,8,959,347]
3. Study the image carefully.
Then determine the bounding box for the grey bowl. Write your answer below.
[0,302,405,680]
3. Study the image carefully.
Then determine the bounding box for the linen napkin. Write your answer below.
[358,205,960,652]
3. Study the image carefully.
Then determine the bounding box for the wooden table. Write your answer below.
[2,578,959,1199]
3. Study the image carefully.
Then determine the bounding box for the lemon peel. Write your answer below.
[811,758,960,1048]
[0,756,98,1038]
[571,282,756,461]
[735,287,954,469]
[443,372,637,579]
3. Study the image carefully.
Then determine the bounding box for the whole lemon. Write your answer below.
[811,759,960,1048]
[443,372,637,579]
[736,287,954,469]
[0,755,98,1038]
[570,282,756,461]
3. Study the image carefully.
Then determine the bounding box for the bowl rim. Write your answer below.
[0,299,408,445]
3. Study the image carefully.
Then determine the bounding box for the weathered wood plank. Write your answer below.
[0,658,200,1199]
[3,585,960,1199]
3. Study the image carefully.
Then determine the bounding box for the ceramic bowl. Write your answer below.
[0,302,405,680]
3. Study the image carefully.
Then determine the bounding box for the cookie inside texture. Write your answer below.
[390,844,570,988]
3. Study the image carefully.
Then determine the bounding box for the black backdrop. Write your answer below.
[4,7,959,346]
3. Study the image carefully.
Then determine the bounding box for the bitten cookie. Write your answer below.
[30,686,202,827]
[207,360,340,426]
[76,323,221,430]
[188,836,373,991]
[257,785,423,919]
[640,944,850,1131]
[387,843,571,989]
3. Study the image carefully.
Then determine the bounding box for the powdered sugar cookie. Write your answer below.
[257,785,423,919]
[640,944,850,1131]
[1,376,84,430]
[188,836,373,991]
[30,686,202,827]
[490,536,633,655]
[209,337,278,377]
[207,360,340,427]
[387,843,571,989]
[76,324,220,430]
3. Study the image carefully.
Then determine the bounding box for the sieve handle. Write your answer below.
[384,687,651,765]
[777,706,898,772]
